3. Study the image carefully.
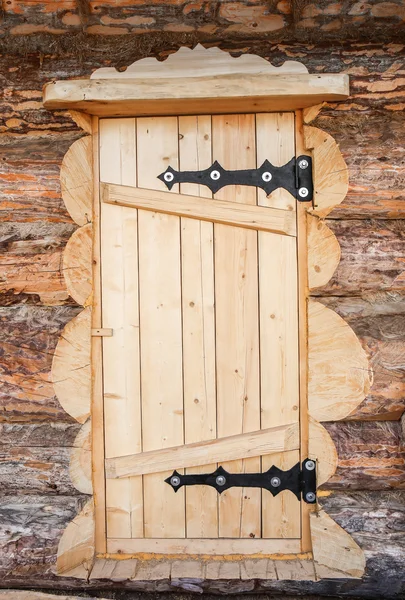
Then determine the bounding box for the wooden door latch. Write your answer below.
[165,459,317,503]
[158,156,313,202]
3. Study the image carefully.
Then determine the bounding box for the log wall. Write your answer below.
[0,16,404,598]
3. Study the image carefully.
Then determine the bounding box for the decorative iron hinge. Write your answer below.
[165,459,317,503]
[158,156,313,202]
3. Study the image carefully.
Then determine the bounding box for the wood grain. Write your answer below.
[62,223,92,306]
[60,136,93,226]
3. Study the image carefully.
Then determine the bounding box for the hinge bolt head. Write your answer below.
[305,460,316,471]
[170,475,181,487]
[299,159,309,170]
[262,171,272,182]
[164,172,174,183]
[298,187,309,198]
[216,475,226,486]
[306,492,316,503]
[210,170,221,181]
[271,477,281,487]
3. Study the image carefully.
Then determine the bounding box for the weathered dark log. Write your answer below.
[0,492,404,598]
[0,306,81,423]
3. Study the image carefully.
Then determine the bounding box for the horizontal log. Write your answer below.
[0,421,402,495]
[1,492,404,596]
[0,305,81,422]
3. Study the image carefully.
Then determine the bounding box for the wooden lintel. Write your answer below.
[43,73,349,116]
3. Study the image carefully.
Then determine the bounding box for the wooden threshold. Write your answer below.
[102,183,296,237]
[43,73,349,116]
[107,537,302,556]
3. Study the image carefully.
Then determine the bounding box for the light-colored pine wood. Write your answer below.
[295,111,313,553]
[62,223,92,306]
[302,103,325,124]
[304,126,349,218]
[259,233,300,539]
[52,307,91,424]
[43,74,349,116]
[308,418,338,487]
[240,558,277,580]
[106,422,299,478]
[136,116,185,539]
[69,110,93,134]
[91,45,308,79]
[171,560,204,579]
[213,114,261,539]
[110,559,138,581]
[307,214,341,290]
[57,500,95,577]
[274,558,316,581]
[102,183,296,237]
[99,118,143,540]
[60,136,93,226]
[91,116,107,554]
[256,112,296,211]
[310,509,366,578]
[178,115,218,539]
[132,560,172,581]
[91,328,113,337]
[107,537,301,556]
[89,558,117,580]
[308,300,372,421]
[70,418,92,494]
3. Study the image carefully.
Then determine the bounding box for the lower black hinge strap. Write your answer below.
[165,460,316,503]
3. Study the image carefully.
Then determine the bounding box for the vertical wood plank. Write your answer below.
[257,113,300,539]
[100,118,143,539]
[295,110,313,552]
[137,117,185,539]
[178,115,218,539]
[91,117,107,553]
[256,113,296,211]
[212,114,261,539]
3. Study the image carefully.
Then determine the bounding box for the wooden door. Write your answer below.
[99,113,303,555]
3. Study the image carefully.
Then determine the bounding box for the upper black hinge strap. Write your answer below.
[158,155,313,202]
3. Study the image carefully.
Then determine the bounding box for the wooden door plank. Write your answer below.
[136,117,185,539]
[213,114,261,539]
[99,118,143,538]
[259,233,300,539]
[107,537,301,555]
[257,113,300,539]
[178,115,218,539]
[105,422,299,478]
[256,112,296,211]
[102,183,296,236]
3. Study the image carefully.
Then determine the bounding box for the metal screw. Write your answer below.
[305,460,316,471]
[262,171,272,182]
[306,492,316,502]
[216,475,226,486]
[298,187,309,198]
[271,477,281,487]
[299,159,309,170]
[210,170,221,181]
[170,475,181,487]
[164,172,174,183]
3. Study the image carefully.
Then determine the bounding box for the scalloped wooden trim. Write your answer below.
[307,214,340,290]
[61,136,93,226]
[69,110,93,134]
[57,499,95,578]
[303,103,325,124]
[70,418,92,494]
[310,509,365,579]
[52,307,91,424]
[309,418,338,486]
[308,300,372,422]
[304,126,349,218]
[91,44,309,80]
[63,223,92,305]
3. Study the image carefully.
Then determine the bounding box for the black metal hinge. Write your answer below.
[158,156,313,202]
[165,459,317,504]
